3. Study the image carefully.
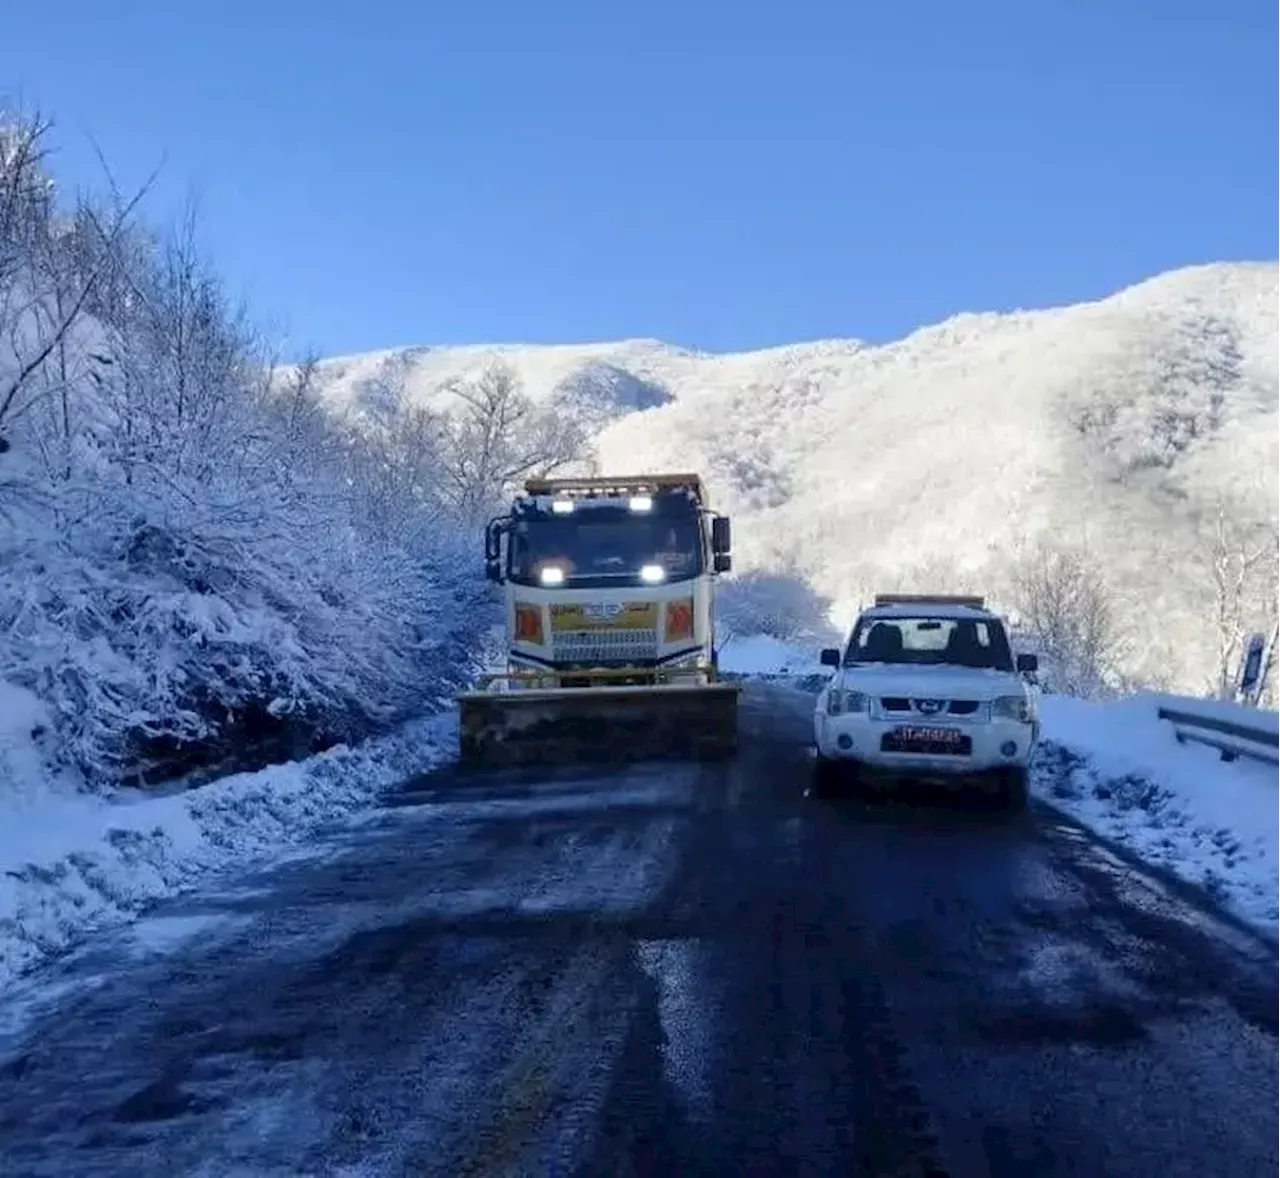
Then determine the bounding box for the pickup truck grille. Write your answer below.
[880,697,982,716]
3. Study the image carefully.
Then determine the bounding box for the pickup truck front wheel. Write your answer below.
[811,752,842,798]
[812,753,862,799]
[986,765,1029,814]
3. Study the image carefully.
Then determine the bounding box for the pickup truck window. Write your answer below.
[844,615,1015,672]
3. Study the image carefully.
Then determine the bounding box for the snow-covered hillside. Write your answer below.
[312,262,1279,694]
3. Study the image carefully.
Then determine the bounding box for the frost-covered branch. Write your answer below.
[0,148,156,435]
[1199,492,1279,698]
[435,362,592,528]
[1008,539,1123,698]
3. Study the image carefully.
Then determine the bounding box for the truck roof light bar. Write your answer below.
[523,473,707,503]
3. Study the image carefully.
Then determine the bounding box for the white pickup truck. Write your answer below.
[812,594,1039,811]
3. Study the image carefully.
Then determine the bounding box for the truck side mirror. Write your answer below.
[1016,652,1038,673]
[484,558,502,583]
[820,648,841,667]
[484,516,508,562]
[711,515,731,555]
[713,552,732,573]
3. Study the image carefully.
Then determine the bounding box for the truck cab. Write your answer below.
[483,474,733,685]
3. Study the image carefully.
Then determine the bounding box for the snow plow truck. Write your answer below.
[457,472,740,767]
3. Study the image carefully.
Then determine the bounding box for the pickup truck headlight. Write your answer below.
[827,688,869,716]
[991,694,1036,724]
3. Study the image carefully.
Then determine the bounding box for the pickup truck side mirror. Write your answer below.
[484,558,502,583]
[1016,652,1038,673]
[713,552,732,573]
[820,648,841,667]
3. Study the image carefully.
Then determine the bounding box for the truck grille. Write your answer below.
[552,628,659,665]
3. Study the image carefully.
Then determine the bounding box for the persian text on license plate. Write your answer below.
[895,725,962,744]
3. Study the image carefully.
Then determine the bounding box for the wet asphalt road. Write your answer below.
[0,683,1275,1177]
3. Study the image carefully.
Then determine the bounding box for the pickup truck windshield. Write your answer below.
[508,513,703,586]
[844,615,1014,672]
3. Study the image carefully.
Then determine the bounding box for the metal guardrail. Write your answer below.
[1157,704,1279,767]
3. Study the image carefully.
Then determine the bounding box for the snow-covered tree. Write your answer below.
[0,107,492,789]
[1008,539,1123,698]
[1197,491,1279,699]
[435,362,592,529]
[718,567,836,645]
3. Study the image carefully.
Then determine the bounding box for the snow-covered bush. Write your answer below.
[1006,539,1126,699]
[717,567,837,645]
[0,109,496,789]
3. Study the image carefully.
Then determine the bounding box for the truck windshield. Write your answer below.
[508,512,704,586]
[843,616,1015,672]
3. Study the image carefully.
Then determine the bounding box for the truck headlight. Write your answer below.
[991,695,1035,724]
[827,689,869,716]
[639,564,666,584]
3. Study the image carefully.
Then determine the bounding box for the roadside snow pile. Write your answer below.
[718,633,822,676]
[0,682,456,992]
[718,633,828,692]
[0,681,58,805]
[1038,694,1279,938]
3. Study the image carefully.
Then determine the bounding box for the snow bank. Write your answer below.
[718,633,823,677]
[0,682,456,992]
[1038,693,1278,938]
[0,680,57,804]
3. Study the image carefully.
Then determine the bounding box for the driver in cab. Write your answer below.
[655,526,688,571]
[514,529,574,582]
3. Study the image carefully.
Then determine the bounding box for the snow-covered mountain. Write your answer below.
[312,262,1279,693]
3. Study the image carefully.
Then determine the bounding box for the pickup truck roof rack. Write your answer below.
[872,593,986,609]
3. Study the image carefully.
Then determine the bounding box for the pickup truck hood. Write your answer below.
[835,663,1022,700]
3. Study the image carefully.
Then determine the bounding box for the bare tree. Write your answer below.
[436,362,591,528]
[890,554,988,598]
[1198,493,1279,698]
[1008,539,1121,697]
[83,199,269,508]
[0,108,55,285]
[272,351,333,454]
[343,400,449,545]
[0,110,156,445]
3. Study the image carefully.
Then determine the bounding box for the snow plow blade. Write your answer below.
[457,670,740,768]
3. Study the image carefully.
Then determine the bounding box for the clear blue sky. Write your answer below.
[4,1,1277,359]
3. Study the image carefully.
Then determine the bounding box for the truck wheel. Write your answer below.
[811,754,842,799]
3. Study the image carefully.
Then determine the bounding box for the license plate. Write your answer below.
[894,725,962,744]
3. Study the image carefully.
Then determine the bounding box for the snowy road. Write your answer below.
[0,684,1275,1177]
